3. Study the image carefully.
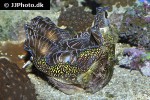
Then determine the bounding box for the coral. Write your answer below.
[0,41,27,69]
[58,6,94,32]
[0,58,36,99]
[95,0,136,11]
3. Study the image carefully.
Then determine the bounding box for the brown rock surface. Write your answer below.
[0,58,36,100]
[0,41,27,69]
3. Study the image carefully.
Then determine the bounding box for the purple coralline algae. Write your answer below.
[119,47,150,76]
[118,3,150,50]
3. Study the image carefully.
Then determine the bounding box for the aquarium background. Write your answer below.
[0,0,150,100]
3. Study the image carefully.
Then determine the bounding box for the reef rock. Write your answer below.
[118,4,150,50]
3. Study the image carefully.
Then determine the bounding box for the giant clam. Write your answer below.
[24,7,115,94]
